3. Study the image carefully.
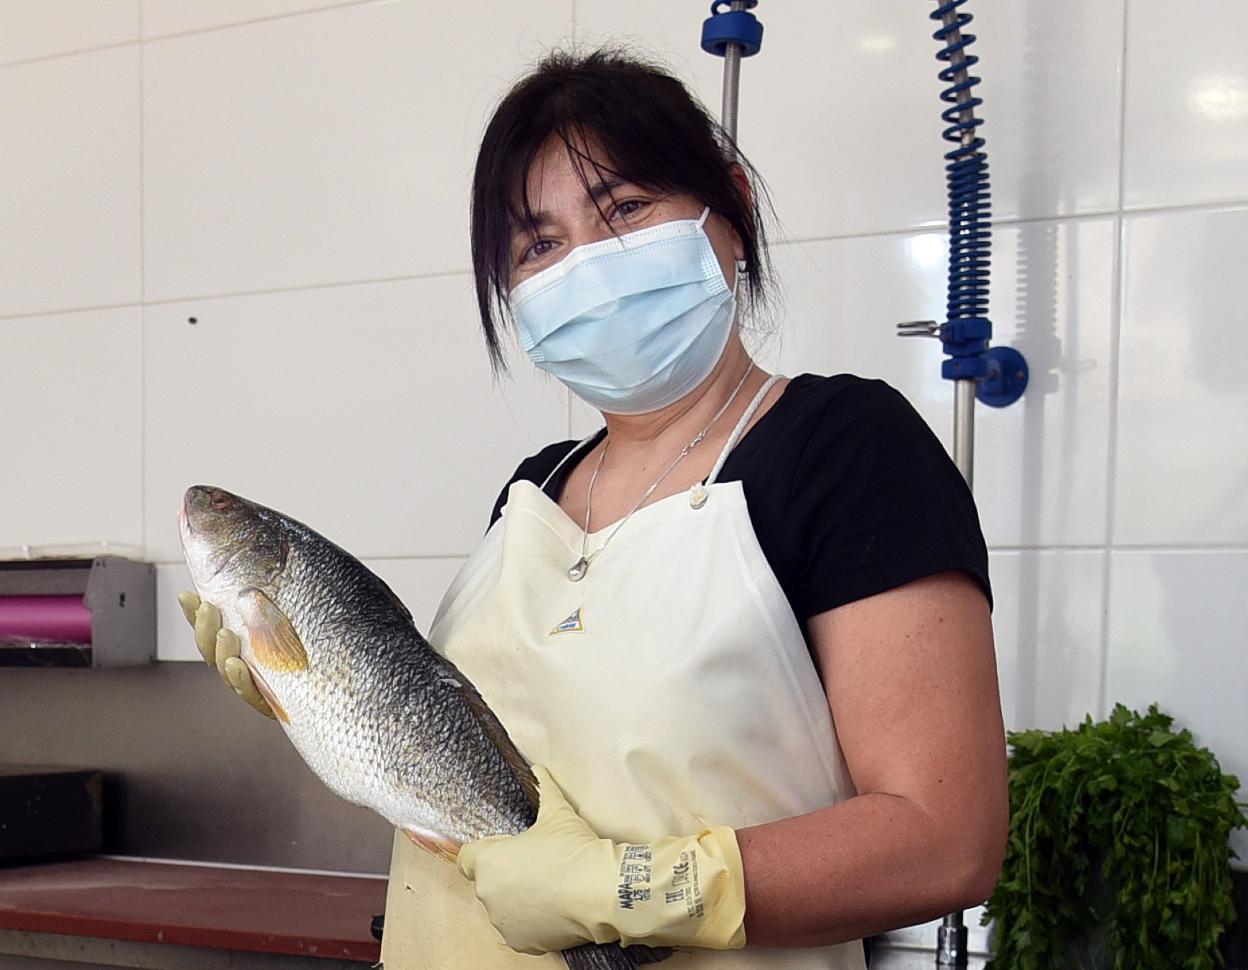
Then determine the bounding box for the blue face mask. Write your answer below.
[509,207,740,415]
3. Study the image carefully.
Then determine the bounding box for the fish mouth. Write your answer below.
[180,490,241,582]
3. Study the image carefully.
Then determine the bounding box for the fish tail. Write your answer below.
[561,942,672,970]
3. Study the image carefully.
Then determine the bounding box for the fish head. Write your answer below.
[180,485,290,600]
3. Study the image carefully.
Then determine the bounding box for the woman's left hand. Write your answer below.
[457,765,747,955]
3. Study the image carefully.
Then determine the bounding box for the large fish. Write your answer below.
[179,485,667,970]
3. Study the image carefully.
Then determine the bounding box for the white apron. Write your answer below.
[381,379,865,970]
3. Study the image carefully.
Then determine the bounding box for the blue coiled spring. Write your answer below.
[932,0,991,375]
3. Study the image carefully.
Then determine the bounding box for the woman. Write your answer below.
[183,49,1006,970]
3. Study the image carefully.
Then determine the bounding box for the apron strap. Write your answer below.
[538,431,602,492]
[539,373,781,495]
[705,374,783,486]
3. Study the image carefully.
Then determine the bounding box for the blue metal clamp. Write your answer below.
[701,1,764,58]
[939,317,991,381]
[976,346,1029,408]
[898,0,1029,412]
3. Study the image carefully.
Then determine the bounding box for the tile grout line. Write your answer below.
[1096,0,1133,724]
[0,270,473,322]
[139,268,473,307]
[145,544,1248,568]
[9,201,1248,324]
[774,197,1248,250]
[0,0,381,71]
[988,543,1248,554]
[1107,542,1248,552]
[149,554,471,567]
[0,38,138,71]
[14,195,1248,325]
[0,300,142,323]
[138,0,147,561]
[140,0,379,45]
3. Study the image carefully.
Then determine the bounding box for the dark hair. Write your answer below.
[470,48,774,369]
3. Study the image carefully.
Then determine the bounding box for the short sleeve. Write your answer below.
[788,380,991,617]
[486,439,584,530]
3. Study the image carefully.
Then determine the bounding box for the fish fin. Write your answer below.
[237,587,309,673]
[402,828,461,863]
[245,663,291,724]
[372,575,414,626]
[449,670,539,810]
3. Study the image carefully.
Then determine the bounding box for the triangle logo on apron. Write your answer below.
[549,607,585,636]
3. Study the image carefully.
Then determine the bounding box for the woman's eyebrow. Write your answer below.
[509,205,555,241]
[585,177,627,205]
[510,179,632,240]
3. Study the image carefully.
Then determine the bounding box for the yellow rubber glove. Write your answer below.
[177,591,275,719]
[457,766,746,955]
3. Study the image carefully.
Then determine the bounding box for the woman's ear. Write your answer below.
[728,163,753,261]
[729,163,754,209]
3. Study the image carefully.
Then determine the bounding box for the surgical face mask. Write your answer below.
[509,207,741,415]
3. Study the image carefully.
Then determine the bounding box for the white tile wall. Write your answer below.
[143,275,569,563]
[761,216,1116,548]
[0,45,141,318]
[141,0,572,302]
[154,561,198,661]
[1115,206,1248,546]
[989,550,1106,734]
[576,0,1124,238]
[0,0,139,65]
[365,556,468,633]
[1124,0,1248,210]
[141,0,360,39]
[0,307,144,549]
[3,0,1246,879]
[1105,550,1248,862]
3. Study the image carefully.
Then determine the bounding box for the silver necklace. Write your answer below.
[567,363,755,582]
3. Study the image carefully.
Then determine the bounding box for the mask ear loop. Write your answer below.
[699,205,746,298]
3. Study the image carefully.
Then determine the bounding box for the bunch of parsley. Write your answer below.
[984,704,1246,970]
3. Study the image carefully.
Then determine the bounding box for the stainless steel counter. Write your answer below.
[869,945,990,969]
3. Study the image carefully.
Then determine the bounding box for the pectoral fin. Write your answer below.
[403,828,461,863]
[242,663,292,724]
[237,587,309,673]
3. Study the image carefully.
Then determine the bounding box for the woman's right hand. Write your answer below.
[177,591,276,719]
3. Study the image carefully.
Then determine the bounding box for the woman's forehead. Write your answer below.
[515,137,623,209]
[509,144,686,240]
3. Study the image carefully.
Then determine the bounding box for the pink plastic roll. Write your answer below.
[0,595,93,643]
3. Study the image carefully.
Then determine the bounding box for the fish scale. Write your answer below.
[180,484,668,970]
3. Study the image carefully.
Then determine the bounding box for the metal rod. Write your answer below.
[720,0,748,140]
[952,377,975,488]
[942,378,975,966]
[937,6,981,958]
[937,5,977,143]
[937,910,970,967]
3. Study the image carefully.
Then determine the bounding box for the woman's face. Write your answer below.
[507,136,745,291]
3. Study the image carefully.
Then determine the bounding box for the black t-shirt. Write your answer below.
[489,374,991,638]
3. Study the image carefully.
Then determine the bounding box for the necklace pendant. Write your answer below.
[689,484,709,509]
[567,557,590,582]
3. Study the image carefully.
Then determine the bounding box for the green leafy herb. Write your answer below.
[984,704,1247,970]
